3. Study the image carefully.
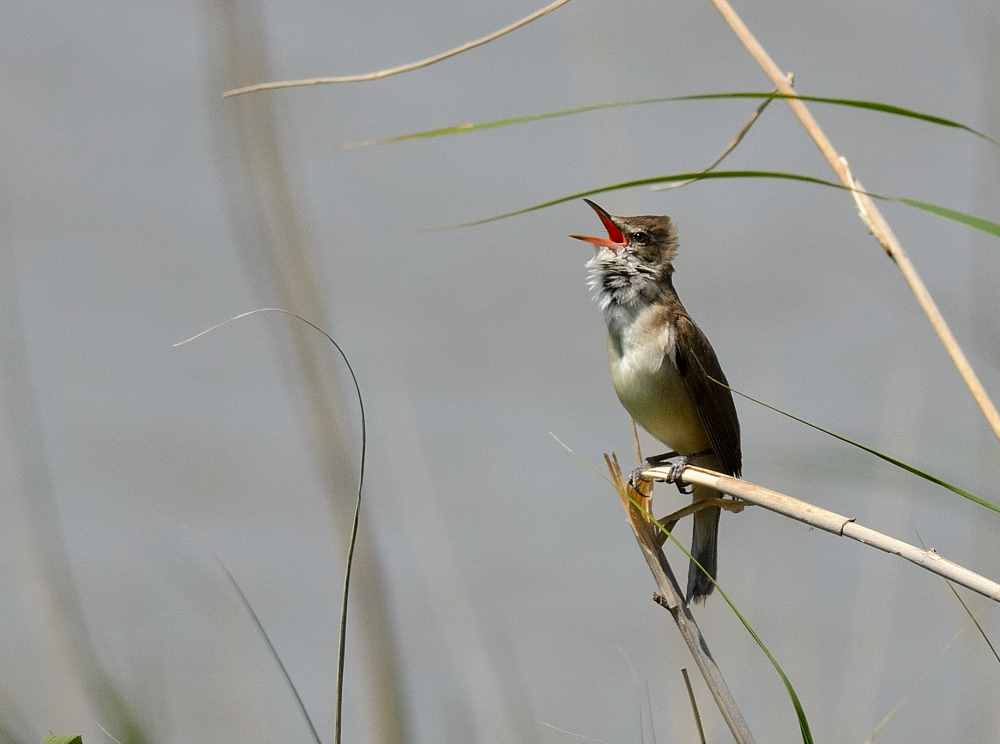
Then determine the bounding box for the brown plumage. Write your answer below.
[572,200,741,603]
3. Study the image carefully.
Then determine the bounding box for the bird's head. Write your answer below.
[570,199,678,309]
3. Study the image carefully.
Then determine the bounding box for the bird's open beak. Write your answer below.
[569,199,626,251]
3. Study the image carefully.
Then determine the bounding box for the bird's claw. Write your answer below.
[627,467,648,493]
[645,449,711,494]
[671,458,694,494]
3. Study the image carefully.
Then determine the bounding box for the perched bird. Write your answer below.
[571,199,741,603]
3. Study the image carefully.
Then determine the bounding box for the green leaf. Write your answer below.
[681,93,998,146]
[862,626,965,743]
[452,170,862,227]
[713,586,814,744]
[647,502,814,744]
[899,198,1000,238]
[594,451,812,743]
[219,558,322,744]
[44,737,83,744]
[712,377,1000,515]
[346,101,636,147]
[451,169,1000,242]
[351,91,997,148]
[941,581,1000,664]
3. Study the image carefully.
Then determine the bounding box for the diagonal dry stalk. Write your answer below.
[605,455,757,744]
[652,75,793,192]
[223,0,573,97]
[643,464,1000,602]
[706,0,1000,443]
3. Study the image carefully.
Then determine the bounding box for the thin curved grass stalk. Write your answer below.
[537,720,609,743]
[654,81,789,193]
[916,532,1000,664]
[224,0,573,97]
[218,558,323,744]
[862,627,966,743]
[174,308,367,744]
[606,457,756,744]
[646,496,814,744]
[97,722,124,744]
[449,169,1000,240]
[645,680,657,744]
[699,372,1000,514]
[349,91,996,148]
[562,437,810,743]
[681,668,708,744]
[616,646,659,744]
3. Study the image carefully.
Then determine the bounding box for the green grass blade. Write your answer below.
[218,558,323,744]
[351,91,997,148]
[712,377,1000,514]
[345,100,647,147]
[712,587,814,744]
[644,497,814,744]
[680,93,998,146]
[916,532,1000,664]
[174,308,368,744]
[899,198,1000,238]
[576,445,812,743]
[862,627,966,743]
[941,582,1000,664]
[451,169,1000,242]
[452,170,859,227]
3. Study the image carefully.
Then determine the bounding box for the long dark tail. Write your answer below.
[686,483,720,603]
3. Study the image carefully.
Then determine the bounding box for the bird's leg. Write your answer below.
[653,498,748,548]
[644,450,681,467]
[643,448,713,495]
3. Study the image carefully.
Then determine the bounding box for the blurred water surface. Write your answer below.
[2,0,999,742]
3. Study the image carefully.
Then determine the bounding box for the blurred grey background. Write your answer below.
[3,0,999,742]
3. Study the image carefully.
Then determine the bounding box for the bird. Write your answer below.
[570,198,742,603]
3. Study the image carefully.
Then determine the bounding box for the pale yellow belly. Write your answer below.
[609,346,709,455]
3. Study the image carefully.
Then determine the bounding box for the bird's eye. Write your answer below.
[631,231,649,245]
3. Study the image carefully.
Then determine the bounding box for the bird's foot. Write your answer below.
[643,449,711,495]
[627,466,651,494]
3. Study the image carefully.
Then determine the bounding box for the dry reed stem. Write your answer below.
[643,465,1000,602]
[707,0,1000,443]
[223,0,573,98]
[605,455,757,744]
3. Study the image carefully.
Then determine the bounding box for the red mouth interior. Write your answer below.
[569,199,625,249]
